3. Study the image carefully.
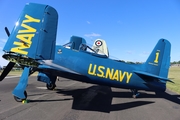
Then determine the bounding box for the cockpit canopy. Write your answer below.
[63,36,109,58]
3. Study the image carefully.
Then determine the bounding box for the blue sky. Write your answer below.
[0,0,180,66]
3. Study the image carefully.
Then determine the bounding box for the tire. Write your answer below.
[14,91,27,102]
[46,83,56,90]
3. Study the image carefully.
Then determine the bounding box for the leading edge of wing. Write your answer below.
[134,71,174,83]
[39,60,81,75]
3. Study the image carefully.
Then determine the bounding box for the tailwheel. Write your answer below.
[132,93,140,98]
[13,91,27,102]
[46,83,56,90]
[131,89,140,98]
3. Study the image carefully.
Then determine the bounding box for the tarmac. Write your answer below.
[0,76,180,120]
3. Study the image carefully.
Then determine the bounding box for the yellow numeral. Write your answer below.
[154,51,159,63]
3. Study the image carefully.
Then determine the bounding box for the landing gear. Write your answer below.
[131,89,140,98]
[46,83,56,90]
[12,67,30,102]
[13,91,27,102]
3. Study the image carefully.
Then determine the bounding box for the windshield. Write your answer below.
[63,42,108,58]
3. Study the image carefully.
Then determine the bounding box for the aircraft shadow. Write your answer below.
[155,92,180,105]
[112,91,180,105]
[56,86,155,113]
[28,93,49,97]
[28,85,179,113]
[28,98,73,103]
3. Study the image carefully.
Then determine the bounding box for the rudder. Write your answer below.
[144,39,171,78]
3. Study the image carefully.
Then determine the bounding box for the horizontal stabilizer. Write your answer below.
[134,71,174,83]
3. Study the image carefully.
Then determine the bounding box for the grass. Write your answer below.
[7,70,23,75]
[167,67,180,94]
[1,67,180,94]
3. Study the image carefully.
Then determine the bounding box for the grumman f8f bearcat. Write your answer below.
[0,3,173,102]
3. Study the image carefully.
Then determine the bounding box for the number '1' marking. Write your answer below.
[154,51,160,63]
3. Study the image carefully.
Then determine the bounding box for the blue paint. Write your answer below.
[12,67,30,99]
[47,38,170,92]
[1,3,172,99]
[3,3,58,60]
[37,72,56,85]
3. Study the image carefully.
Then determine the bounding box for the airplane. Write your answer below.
[0,3,173,103]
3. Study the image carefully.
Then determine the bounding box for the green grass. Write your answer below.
[8,70,23,75]
[167,67,180,94]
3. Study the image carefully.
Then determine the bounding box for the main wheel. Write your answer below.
[13,91,27,102]
[46,83,56,90]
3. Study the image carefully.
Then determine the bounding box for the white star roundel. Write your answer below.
[95,40,102,46]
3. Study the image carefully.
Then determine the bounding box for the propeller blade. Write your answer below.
[0,27,14,81]
[5,27,10,37]
[0,62,15,81]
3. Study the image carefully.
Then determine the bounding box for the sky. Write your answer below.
[0,0,180,67]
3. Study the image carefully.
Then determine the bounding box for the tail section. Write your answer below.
[144,39,171,78]
[134,39,171,92]
[3,3,58,67]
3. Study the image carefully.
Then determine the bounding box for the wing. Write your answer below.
[39,60,81,75]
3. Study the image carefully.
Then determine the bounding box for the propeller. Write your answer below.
[5,27,10,36]
[0,27,15,81]
[0,62,15,81]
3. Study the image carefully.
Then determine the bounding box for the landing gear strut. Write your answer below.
[13,91,27,102]
[12,67,30,102]
[131,89,140,98]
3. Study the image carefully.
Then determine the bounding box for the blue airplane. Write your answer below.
[0,3,173,102]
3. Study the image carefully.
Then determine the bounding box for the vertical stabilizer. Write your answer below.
[144,39,171,78]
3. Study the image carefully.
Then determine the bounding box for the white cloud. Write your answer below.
[84,33,101,38]
[87,21,91,24]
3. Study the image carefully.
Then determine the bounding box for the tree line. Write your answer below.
[171,61,180,65]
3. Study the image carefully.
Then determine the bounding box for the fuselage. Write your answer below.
[41,45,166,92]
